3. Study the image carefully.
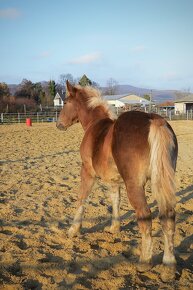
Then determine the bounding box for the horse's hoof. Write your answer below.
[110,225,120,234]
[137,261,153,272]
[105,225,120,234]
[160,264,176,282]
[68,226,80,238]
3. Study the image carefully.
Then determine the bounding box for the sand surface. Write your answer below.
[0,121,193,289]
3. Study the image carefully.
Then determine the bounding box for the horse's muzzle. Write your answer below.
[56,122,67,131]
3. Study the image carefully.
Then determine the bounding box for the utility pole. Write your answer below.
[149,90,152,112]
[24,104,26,115]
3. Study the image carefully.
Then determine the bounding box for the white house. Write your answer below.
[54,92,65,107]
[103,94,151,107]
[107,99,125,108]
[119,94,151,106]
[174,95,193,114]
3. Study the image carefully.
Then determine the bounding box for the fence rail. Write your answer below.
[0,109,193,124]
[0,111,60,124]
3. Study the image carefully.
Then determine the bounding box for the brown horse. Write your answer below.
[57,81,178,280]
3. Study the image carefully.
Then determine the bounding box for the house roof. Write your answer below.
[54,92,65,101]
[174,94,193,103]
[119,94,151,105]
[103,94,150,105]
[103,94,127,100]
[158,101,174,107]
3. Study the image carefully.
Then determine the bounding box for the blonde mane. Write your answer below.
[77,85,116,120]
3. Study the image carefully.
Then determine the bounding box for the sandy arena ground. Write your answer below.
[0,120,193,289]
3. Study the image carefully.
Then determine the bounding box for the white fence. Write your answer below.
[0,111,59,124]
[0,109,193,124]
[159,109,193,120]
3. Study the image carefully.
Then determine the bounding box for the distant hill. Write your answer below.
[8,82,183,104]
[102,84,179,103]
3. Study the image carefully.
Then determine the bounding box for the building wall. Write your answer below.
[54,98,63,107]
[107,100,125,108]
[175,102,186,114]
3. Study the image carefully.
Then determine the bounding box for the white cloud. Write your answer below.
[68,52,102,65]
[0,8,22,19]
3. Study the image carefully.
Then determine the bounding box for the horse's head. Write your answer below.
[56,81,79,130]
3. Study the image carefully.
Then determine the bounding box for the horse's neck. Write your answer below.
[78,105,110,131]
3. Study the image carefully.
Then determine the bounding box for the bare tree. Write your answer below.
[58,74,74,92]
[105,78,119,95]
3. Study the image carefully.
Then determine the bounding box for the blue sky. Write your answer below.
[0,0,193,91]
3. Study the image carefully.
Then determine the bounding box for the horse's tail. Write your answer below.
[148,117,177,214]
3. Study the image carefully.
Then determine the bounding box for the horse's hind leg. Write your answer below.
[105,185,121,233]
[68,163,95,237]
[126,183,153,272]
[159,208,176,281]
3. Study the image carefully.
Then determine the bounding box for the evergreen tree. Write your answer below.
[49,80,56,98]
[143,94,150,101]
[32,82,43,104]
[79,74,92,87]
[0,82,10,99]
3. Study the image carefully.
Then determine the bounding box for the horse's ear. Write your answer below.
[66,80,76,97]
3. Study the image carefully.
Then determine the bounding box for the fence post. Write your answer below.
[169,110,172,121]
[1,113,3,123]
[56,110,58,121]
[37,112,39,123]
[187,111,189,120]
[18,113,20,123]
